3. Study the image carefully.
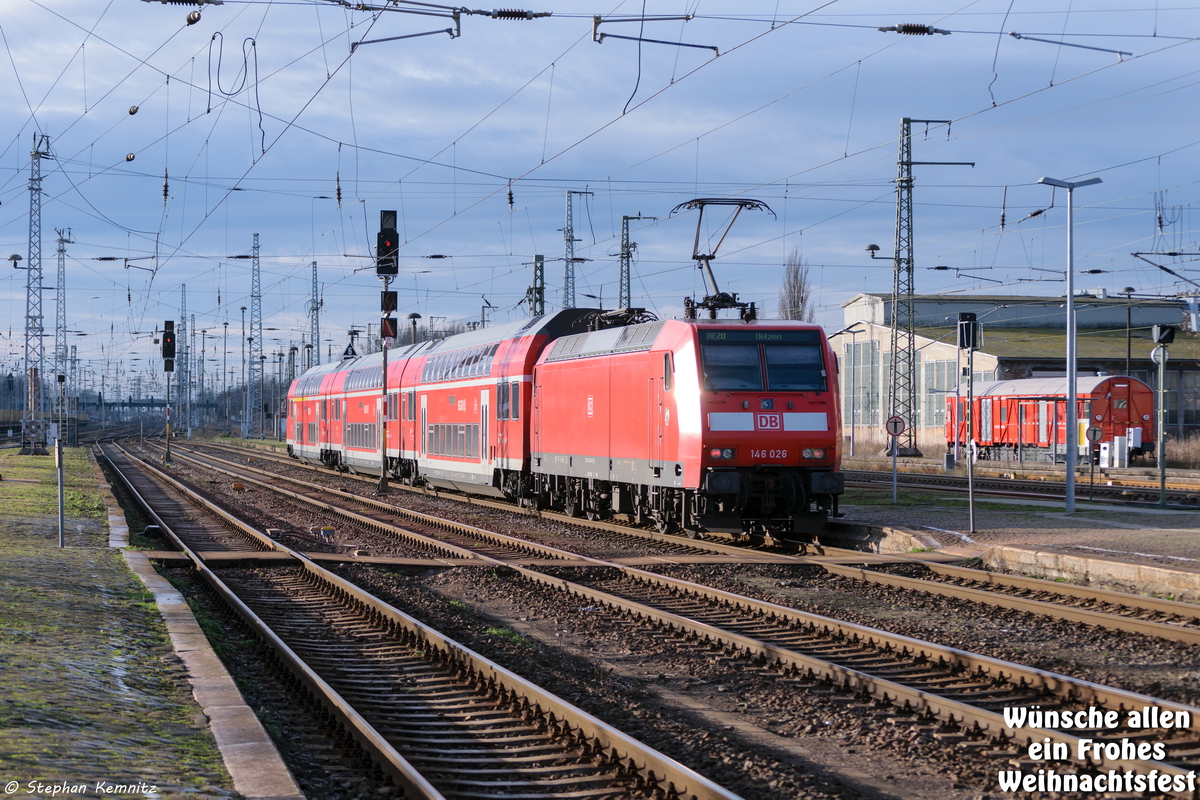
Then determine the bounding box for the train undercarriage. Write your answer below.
[521,468,842,539]
[291,446,843,539]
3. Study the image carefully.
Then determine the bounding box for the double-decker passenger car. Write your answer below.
[287,309,844,537]
[945,375,1155,461]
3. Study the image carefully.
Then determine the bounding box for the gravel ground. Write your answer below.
[160,441,1200,798]
[336,562,990,800]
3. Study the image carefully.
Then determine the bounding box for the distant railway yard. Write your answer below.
[8,434,1188,799]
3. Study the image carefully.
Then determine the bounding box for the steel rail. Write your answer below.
[98,443,276,554]
[108,441,743,800]
[176,440,818,556]
[920,561,1200,619]
[152,443,582,563]
[511,562,1200,776]
[819,562,1200,646]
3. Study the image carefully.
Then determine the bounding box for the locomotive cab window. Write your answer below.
[701,344,762,391]
[764,344,824,391]
[663,353,673,391]
[700,330,825,392]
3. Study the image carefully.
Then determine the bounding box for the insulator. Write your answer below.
[128,106,139,115]
[186,10,201,24]
[491,8,532,19]
[897,23,933,34]
[125,153,136,162]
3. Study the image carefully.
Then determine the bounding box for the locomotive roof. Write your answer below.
[970,375,1151,397]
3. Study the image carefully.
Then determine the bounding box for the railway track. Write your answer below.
[176,439,824,551]
[164,439,1200,647]
[115,438,1200,784]
[99,441,740,800]
[843,467,1200,507]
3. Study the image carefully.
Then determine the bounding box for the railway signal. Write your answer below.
[376,210,399,276]
[162,320,176,359]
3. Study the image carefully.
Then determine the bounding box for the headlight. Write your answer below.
[802,448,826,459]
[709,447,736,460]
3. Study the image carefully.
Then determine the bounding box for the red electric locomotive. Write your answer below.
[287,309,844,537]
[531,317,842,534]
[945,376,1155,462]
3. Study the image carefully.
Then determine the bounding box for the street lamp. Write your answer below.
[222,322,229,425]
[407,312,422,346]
[1037,175,1102,514]
[1121,287,1136,377]
[831,323,865,456]
[240,306,247,436]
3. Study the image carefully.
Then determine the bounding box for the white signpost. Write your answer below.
[1086,425,1103,502]
[885,415,905,503]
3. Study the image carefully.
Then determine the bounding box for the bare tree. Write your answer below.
[778,248,815,321]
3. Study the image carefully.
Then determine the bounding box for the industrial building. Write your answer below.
[828,292,1200,451]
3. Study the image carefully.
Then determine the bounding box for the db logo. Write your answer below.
[754,412,782,431]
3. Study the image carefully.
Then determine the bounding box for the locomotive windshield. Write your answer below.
[700,329,825,392]
[700,344,762,390]
[764,344,824,390]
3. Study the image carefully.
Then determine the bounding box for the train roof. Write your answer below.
[970,375,1151,397]
[292,308,598,383]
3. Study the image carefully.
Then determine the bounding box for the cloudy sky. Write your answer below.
[1,0,1198,397]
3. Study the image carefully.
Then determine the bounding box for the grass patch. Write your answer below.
[1165,434,1200,469]
[485,626,533,647]
[0,447,106,518]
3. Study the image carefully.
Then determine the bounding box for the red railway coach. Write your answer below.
[287,309,845,538]
[289,310,594,485]
[945,376,1155,462]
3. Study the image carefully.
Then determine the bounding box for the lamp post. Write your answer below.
[407,312,422,346]
[240,306,247,436]
[222,322,229,425]
[258,353,266,439]
[1122,287,1136,377]
[831,324,864,456]
[1037,175,1102,514]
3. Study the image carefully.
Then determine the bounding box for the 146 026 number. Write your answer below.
[751,449,787,459]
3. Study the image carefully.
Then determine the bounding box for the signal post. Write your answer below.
[163,321,176,464]
[376,212,399,493]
